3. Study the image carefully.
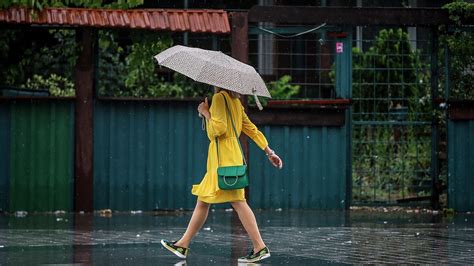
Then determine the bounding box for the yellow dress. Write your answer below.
[192,91,268,203]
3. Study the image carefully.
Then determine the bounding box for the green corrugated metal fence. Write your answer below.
[1,101,74,212]
[249,125,348,209]
[0,104,10,211]
[93,100,209,210]
[94,101,350,210]
[448,120,474,212]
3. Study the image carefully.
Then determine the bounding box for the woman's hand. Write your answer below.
[197,97,211,120]
[264,147,283,169]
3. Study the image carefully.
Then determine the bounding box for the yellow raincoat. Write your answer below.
[192,90,268,203]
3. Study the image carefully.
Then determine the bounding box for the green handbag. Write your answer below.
[216,95,249,190]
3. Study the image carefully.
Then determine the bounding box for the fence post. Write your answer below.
[74,28,95,212]
[430,28,440,209]
[231,11,250,199]
[230,11,251,260]
[333,29,352,209]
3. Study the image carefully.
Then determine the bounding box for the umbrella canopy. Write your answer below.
[154,45,271,102]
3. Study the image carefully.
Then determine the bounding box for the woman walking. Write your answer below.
[161,88,283,263]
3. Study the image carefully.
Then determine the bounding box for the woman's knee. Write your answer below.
[196,200,210,210]
[231,200,247,211]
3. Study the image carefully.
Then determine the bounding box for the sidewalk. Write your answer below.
[1,209,473,265]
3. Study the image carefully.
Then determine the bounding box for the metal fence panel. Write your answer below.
[448,120,474,212]
[93,101,208,211]
[0,104,10,211]
[249,26,338,99]
[351,28,434,205]
[9,101,74,211]
[249,125,348,209]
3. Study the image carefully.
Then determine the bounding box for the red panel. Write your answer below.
[0,7,230,33]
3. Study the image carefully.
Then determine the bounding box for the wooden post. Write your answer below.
[74,28,94,212]
[231,11,250,200]
[230,11,251,260]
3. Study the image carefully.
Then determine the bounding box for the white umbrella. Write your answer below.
[154,45,270,109]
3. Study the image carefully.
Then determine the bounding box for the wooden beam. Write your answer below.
[248,6,463,26]
[249,106,347,127]
[0,97,74,102]
[74,28,94,212]
[449,101,474,120]
[230,11,250,167]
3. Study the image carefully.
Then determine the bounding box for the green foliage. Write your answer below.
[0,30,19,85]
[351,29,431,121]
[443,0,474,26]
[0,29,77,88]
[124,32,173,97]
[0,27,210,98]
[441,1,474,100]
[25,74,75,96]
[34,29,77,80]
[353,125,431,202]
[96,30,126,97]
[96,30,211,98]
[268,75,300,99]
[0,0,144,10]
[248,75,300,106]
[350,28,433,203]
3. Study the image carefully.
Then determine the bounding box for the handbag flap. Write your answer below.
[217,165,247,177]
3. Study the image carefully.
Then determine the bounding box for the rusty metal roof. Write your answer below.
[0,7,230,33]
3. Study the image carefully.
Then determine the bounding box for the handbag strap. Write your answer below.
[215,93,247,166]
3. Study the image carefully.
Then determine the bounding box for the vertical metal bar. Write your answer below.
[74,28,95,212]
[356,0,363,50]
[430,28,440,209]
[444,43,450,100]
[212,35,218,50]
[183,0,189,46]
[372,53,376,203]
[444,41,450,206]
[340,29,353,209]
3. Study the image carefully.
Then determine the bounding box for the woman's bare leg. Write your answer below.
[174,200,210,248]
[231,201,266,253]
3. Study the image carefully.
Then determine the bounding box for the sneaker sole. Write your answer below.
[237,253,271,263]
[161,239,187,259]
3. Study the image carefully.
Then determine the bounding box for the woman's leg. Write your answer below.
[231,201,266,253]
[175,200,210,248]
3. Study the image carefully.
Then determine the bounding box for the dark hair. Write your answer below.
[214,86,240,99]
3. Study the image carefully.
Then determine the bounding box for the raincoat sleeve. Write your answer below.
[241,106,268,150]
[207,93,227,137]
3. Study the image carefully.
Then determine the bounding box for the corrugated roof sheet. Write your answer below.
[0,7,230,33]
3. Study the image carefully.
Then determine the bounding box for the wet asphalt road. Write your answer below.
[1,209,473,265]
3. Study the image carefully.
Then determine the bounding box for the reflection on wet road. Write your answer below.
[1,209,473,265]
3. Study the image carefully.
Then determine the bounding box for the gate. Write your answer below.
[351,28,438,205]
[245,22,352,209]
